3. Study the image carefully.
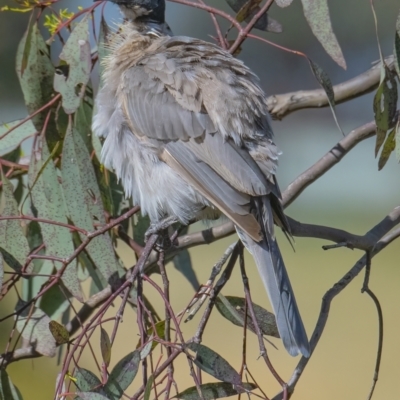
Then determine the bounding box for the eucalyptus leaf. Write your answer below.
[378,127,396,170]
[301,0,346,69]
[0,253,3,293]
[173,248,199,290]
[28,137,83,301]
[175,382,257,400]
[215,295,279,338]
[104,350,141,399]
[0,119,36,157]
[16,23,56,135]
[54,16,91,114]
[100,327,112,366]
[15,299,56,357]
[74,368,102,393]
[0,370,23,400]
[186,343,241,386]
[39,283,70,320]
[225,0,282,33]
[61,123,120,283]
[0,175,31,273]
[144,375,154,400]
[48,320,70,345]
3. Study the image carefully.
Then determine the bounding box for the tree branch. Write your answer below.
[266,56,395,119]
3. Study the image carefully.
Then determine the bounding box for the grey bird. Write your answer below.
[92,0,310,357]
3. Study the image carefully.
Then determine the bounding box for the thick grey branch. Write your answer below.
[267,56,395,119]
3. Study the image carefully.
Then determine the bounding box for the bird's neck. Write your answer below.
[118,5,172,37]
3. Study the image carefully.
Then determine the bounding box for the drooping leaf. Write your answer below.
[16,23,57,137]
[0,370,23,400]
[378,127,396,170]
[133,213,151,247]
[49,320,70,345]
[28,137,83,300]
[144,375,154,400]
[393,8,400,79]
[186,343,241,386]
[307,58,344,135]
[301,0,346,69]
[74,368,102,393]
[215,295,279,338]
[136,320,166,358]
[15,299,57,357]
[100,327,112,367]
[61,123,121,283]
[173,249,199,290]
[225,0,282,33]
[54,16,91,114]
[174,382,257,400]
[104,350,141,399]
[0,174,31,273]
[0,119,36,157]
[22,221,54,302]
[172,226,199,290]
[39,284,71,320]
[75,90,94,152]
[373,68,398,156]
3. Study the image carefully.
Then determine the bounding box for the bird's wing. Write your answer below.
[118,37,282,240]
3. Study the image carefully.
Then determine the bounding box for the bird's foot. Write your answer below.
[145,216,180,251]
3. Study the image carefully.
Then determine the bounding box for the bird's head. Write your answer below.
[102,0,165,23]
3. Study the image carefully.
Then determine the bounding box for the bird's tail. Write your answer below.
[236,200,310,357]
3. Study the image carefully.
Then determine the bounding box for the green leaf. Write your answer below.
[104,350,141,399]
[136,320,166,358]
[144,375,154,400]
[301,0,346,69]
[174,382,257,400]
[173,249,199,291]
[186,343,241,386]
[133,213,151,247]
[394,9,400,79]
[0,175,31,273]
[49,320,70,345]
[378,127,396,170]
[28,137,83,301]
[373,69,398,156]
[0,370,23,400]
[39,283,70,320]
[100,327,112,367]
[16,23,56,133]
[15,299,56,357]
[0,119,36,157]
[22,221,54,301]
[74,368,102,393]
[215,295,279,338]
[61,123,120,283]
[225,0,282,33]
[75,91,94,152]
[54,16,91,114]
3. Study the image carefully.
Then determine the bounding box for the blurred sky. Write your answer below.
[1,1,400,399]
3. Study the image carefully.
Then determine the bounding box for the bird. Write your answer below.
[92,0,310,357]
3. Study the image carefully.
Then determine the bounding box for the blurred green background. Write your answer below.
[0,0,399,399]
